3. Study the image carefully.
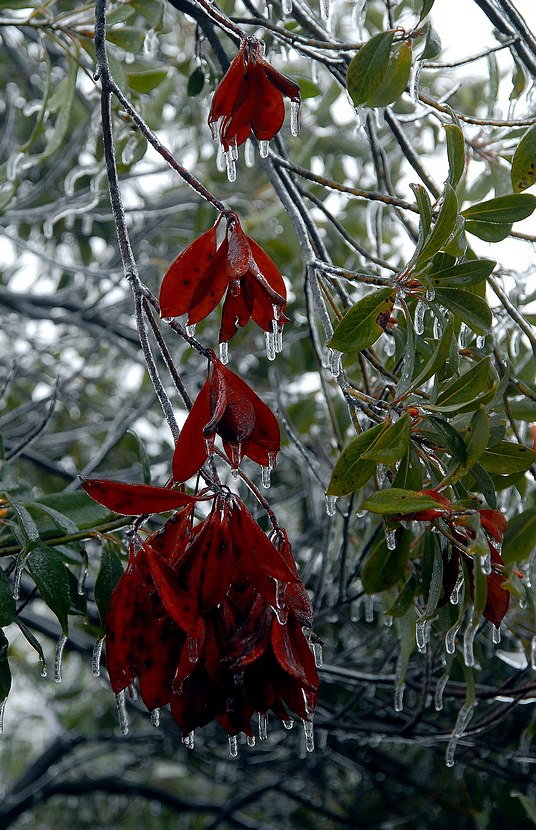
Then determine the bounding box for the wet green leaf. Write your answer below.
[410,314,454,390]
[462,193,536,224]
[469,463,497,509]
[385,572,417,617]
[480,441,536,475]
[419,21,442,59]
[94,542,124,637]
[418,0,436,21]
[464,220,512,242]
[347,31,395,107]
[411,183,433,238]
[27,544,71,635]
[434,288,492,335]
[393,445,423,490]
[106,26,145,52]
[434,357,493,409]
[465,406,490,470]
[511,124,536,193]
[361,413,411,464]
[444,124,465,189]
[429,259,496,287]
[328,288,396,353]
[361,488,447,515]
[361,528,413,593]
[0,568,15,627]
[427,415,467,465]
[416,184,458,267]
[327,424,384,496]
[367,41,412,107]
[502,508,536,565]
[129,68,169,93]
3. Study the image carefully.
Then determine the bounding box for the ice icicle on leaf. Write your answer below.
[492,625,501,644]
[283,719,294,730]
[92,638,104,677]
[425,288,436,302]
[445,622,460,655]
[186,323,196,337]
[414,299,426,335]
[416,620,429,655]
[312,641,323,667]
[434,673,449,712]
[365,594,375,623]
[244,138,255,168]
[225,151,237,182]
[275,326,284,354]
[394,682,405,712]
[384,615,393,628]
[188,636,199,663]
[128,681,138,701]
[463,622,477,668]
[459,324,469,348]
[230,468,239,480]
[385,529,397,551]
[445,702,476,767]
[303,719,315,752]
[12,558,26,601]
[409,61,423,103]
[183,731,195,749]
[480,551,492,575]
[268,451,277,470]
[40,661,47,678]
[352,0,367,36]
[228,735,239,757]
[325,495,337,516]
[258,712,268,741]
[77,562,88,596]
[259,140,269,158]
[384,335,396,357]
[219,341,229,365]
[151,708,160,727]
[303,689,315,719]
[115,689,129,735]
[531,635,536,670]
[247,735,256,746]
[450,571,463,606]
[265,330,276,361]
[476,335,486,349]
[216,142,225,171]
[54,633,67,683]
[0,699,5,735]
[433,313,443,339]
[261,466,271,489]
[290,99,301,137]
[205,434,216,457]
[319,0,329,20]
[328,347,342,377]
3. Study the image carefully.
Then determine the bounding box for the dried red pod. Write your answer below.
[82,478,207,516]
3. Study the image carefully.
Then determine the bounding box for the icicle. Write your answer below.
[376,464,386,487]
[450,571,464,605]
[425,288,436,302]
[230,468,239,480]
[283,719,294,730]
[205,434,216,457]
[327,347,342,377]
[128,681,138,702]
[480,551,492,575]
[7,151,25,182]
[303,690,315,719]
[275,325,284,354]
[385,529,397,551]
[151,708,160,727]
[492,625,501,644]
[115,689,129,735]
[352,0,367,37]
[188,636,199,663]
[12,560,24,600]
[531,635,536,670]
[54,633,67,683]
[0,699,5,734]
[183,731,195,749]
[384,334,396,357]
[143,28,157,57]
[228,735,239,757]
[244,138,255,168]
[409,61,423,103]
[224,151,236,182]
[459,323,469,348]
[393,682,405,712]
[265,330,276,361]
[185,323,196,337]
[230,441,242,471]
[219,341,229,365]
[77,562,88,596]
[229,135,238,162]
[416,620,429,654]
[445,622,460,655]
[259,140,269,158]
[40,661,47,678]
[325,495,337,516]
[433,312,443,339]
[290,100,301,137]
[312,641,323,667]
[365,594,375,623]
[511,328,520,358]
[258,712,268,741]
[463,622,477,667]
[268,451,277,470]
[92,638,104,677]
[434,674,449,711]
[303,719,315,752]
[384,615,393,627]
[414,299,426,335]
[247,734,256,746]
[476,335,485,349]
[261,466,271,489]
[445,702,476,767]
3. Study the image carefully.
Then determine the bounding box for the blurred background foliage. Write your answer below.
[1,0,536,827]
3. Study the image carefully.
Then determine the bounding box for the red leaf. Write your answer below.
[202,513,234,611]
[82,478,203,515]
[235,500,298,583]
[250,69,285,142]
[159,225,218,317]
[261,59,301,101]
[271,616,319,690]
[187,237,229,325]
[226,222,253,279]
[479,509,508,543]
[145,546,199,635]
[172,380,211,482]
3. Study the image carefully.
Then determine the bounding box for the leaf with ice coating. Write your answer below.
[347,31,395,108]
[326,423,384,497]
[327,288,396,354]
[361,488,452,516]
[361,414,411,465]
[94,542,124,639]
[0,568,15,627]
[361,528,413,594]
[27,543,71,636]
[502,508,536,565]
[479,441,536,476]
[511,125,536,193]
[415,184,458,268]
[366,41,412,108]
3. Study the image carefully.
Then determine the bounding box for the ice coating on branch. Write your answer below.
[92,638,104,677]
[290,100,301,137]
[434,674,449,711]
[328,347,342,377]
[463,622,477,667]
[414,299,426,335]
[445,702,476,767]
[115,689,129,735]
[409,61,423,103]
[54,633,67,683]
[282,0,293,13]
[319,0,330,20]
[325,495,337,516]
[303,719,315,752]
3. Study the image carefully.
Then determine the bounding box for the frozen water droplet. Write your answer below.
[228,735,239,757]
[40,662,47,678]
[186,323,196,337]
[416,620,429,654]
[425,288,436,302]
[244,138,255,168]
[445,622,460,655]
[450,571,463,605]
[183,731,195,749]
[92,638,104,677]
[384,614,393,627]
[268,451,277,470]
[188,636,199,663]
[394,683,405,712]
[265,330,276,361]
[409,61,423,103]
[476,335,485,349]
[224,151,237,182]
[259,140,269,158]
[480,551,492,575]
[531,635,536,670]
[377,464,386,487]
[0,699,5,734]
[12,561,24,601]
[312,641,323,667]
[290,100,301,137]
[445,701,476,767]
[283,719,294,730]
[261,466,271,489]
[328,347,342,377]
[433,313,443,339]
[77,563,88,596]
[434,673,449,711]
[385,529,397,551]
[205,434,215,457]
[365,594,375,623]
[219,341,229,364]
[463,622,477,667]
[492,624,501,644]
[414,299,426,335]
[258,712,268,741]
[230,468,239,480]
[115,689,129,735]
[303,719,315,751]
[54,633,67,683]
[325,495,337,516]
[151,708,160,727]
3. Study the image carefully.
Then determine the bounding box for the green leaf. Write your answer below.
[434,356,493,409]
[15,618,47,669]
[385,572,417,617]
[327,424,384,497]
[94,542,124,637]
[328,288,397,353]
[418,0,436,21]
[419,21,442,59]
[469,463,497,509]
[127,429,152,484]
[27,544,71,635]
[426,415,467,466]
[479,441,536,475]
[106,26,145,52]
[393,445,423,490]
[361,528,413,593]
[0,630,10,704]
[0,568,16,627]
[410,314,454,390]
[29,502,79,536]
[434,288,492,335]
[511,792,536,826]
[38,57,78,162]
[6,497,39,547]
[297,78,322,99]
[461,193,536,223]
[502,508,536,565]
[129,68,169,93]
[416,184,458,267]
[429,259,496,287]
[33,490,117,533]
[347,31,395,108]
[361,488,448,515]
[464,220,512,242]
[411,183,433,238]
[361,414,411,464]
[511,124,536,193]
[465,406,490,470]
[366,41,412,107]
[444,124,465,188]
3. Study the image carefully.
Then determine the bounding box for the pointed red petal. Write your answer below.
[202,513,234,611]
[172,380,211,482]
[138,616,185,710]
[247,237,286,303]
[251,70,285,142]
[261,59,301,101]
[145,546,199,635]
[82,478,204,515]
[159,225,218,317]
[208,47,248,123]
[187,237,229,325]
[479,509,508,543]
[235,500,298,583]
[271,616,319,689]
[219,286,253,342]
[226,222,254,279]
